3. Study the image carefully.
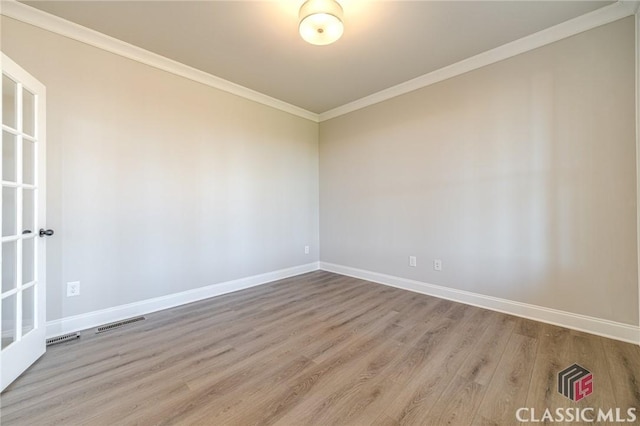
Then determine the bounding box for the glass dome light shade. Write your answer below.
[299,0,344,46]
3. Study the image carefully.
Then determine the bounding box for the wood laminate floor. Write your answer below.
[1,271,639,425]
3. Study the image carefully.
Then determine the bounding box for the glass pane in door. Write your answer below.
[22,89,35,138]
[2,241,17,293]
[2,75,17,129]
[1,294,17,349]
[3,131,17,182]
[22,285,35,336]
[23,188,35,234]
[22,238,34,285]
[2,187,17,237]
[23,141,35,185]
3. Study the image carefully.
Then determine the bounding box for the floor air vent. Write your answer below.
[96,316,145,334]
[46,333,80,346]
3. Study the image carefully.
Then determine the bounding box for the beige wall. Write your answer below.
[2,17,319,321]
[2,15,637,329]
[320,17,638,325]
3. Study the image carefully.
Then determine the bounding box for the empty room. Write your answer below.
[1,0,639,424]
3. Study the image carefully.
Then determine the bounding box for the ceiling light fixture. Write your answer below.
[299,0,344,46]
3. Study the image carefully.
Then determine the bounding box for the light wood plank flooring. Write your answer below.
[1,271,639,425]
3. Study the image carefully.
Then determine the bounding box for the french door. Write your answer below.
[1,53,47,392]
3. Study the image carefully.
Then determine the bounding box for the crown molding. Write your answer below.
[0,0,320,123]
[319,1,637,121]
[1,0,634,124]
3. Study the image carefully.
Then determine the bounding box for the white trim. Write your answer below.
[2,1,636,123]
[0,0,319,123]
[45,262,320,338]
[636,8,640,347]
[319,1,637,121]
[319,262,640,345]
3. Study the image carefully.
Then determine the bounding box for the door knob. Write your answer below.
[39,229,54,237]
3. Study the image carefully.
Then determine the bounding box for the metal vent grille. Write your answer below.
[46,333,80,346]
[96,316,145,334]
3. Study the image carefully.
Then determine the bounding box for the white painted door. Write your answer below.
[1,53,47,392]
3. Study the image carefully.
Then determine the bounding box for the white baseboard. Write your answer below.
[320,262,640,345]
[46,260,639,345]
[46,262,320,338]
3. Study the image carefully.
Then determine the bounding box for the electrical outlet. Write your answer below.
[434,259,442,271]
[304,245,310,255]
[409,256,417,267]
[67,281,80,297]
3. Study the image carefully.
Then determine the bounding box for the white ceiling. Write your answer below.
[23,1,613,114]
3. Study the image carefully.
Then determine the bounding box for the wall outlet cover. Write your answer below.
[434,259,442,271]
[67,281,80,297]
